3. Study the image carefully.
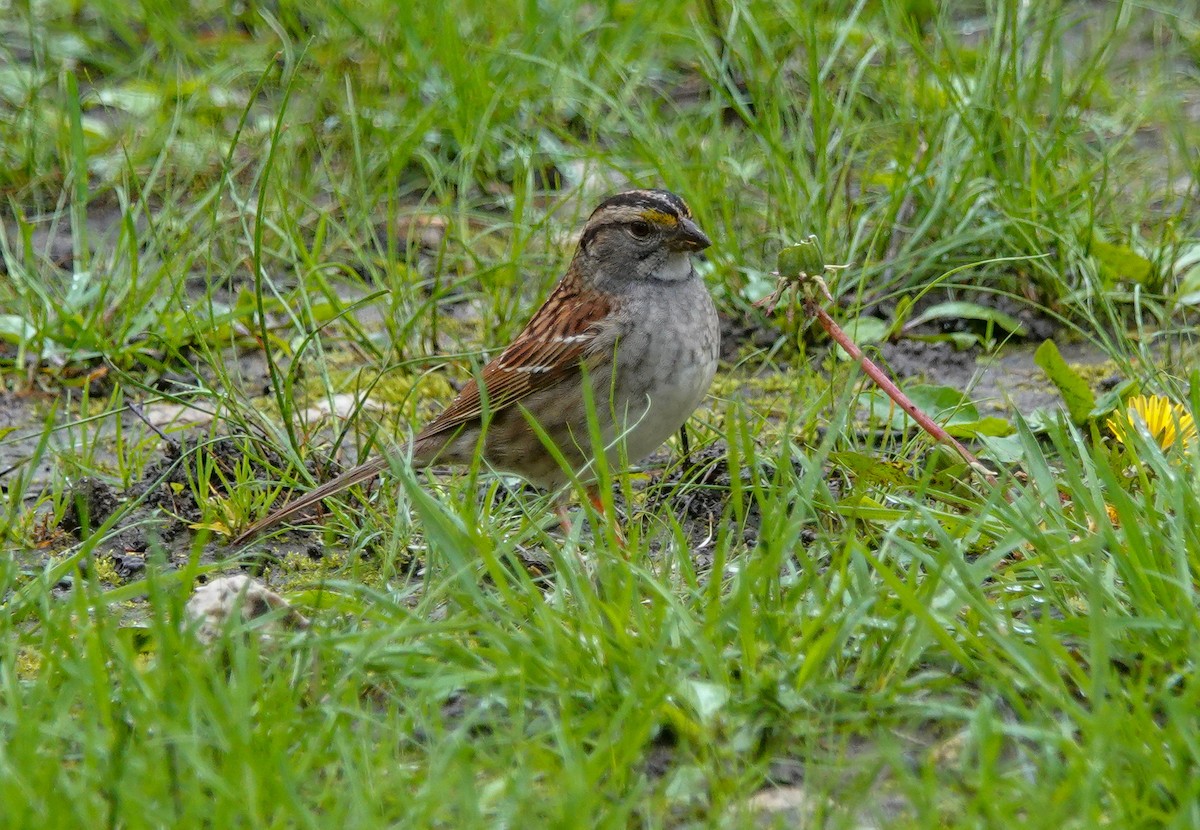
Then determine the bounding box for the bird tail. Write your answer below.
[229,455,391,546]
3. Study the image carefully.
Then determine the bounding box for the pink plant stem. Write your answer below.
[804,297,995,483]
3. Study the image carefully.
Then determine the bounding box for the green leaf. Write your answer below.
[858,384,1014,438]
[1174,243,1200,306]
[978,434,1026,465]
[1091,380,1135,420]
[907,331,986,350]
[833,316,889,359]
[682,680,729,725]
[891,295,914,329]
[739,267,777,303]
[288,587,376,618]
[1033,339,1095,424]
[0,314,37,344]
[905,300,1027,338]
[944,416,1013,438]
[1091,238,1153,286]
[830,451,920,486]
[904,384,977,418]
[93,81,162,117]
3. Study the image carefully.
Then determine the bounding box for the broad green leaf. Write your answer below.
[978,434,1026,465]
[860,384,1014,438]
[1174,243,1200,306]
[908,331,986,349]
[1091,238,1153,286]
[834,316,889,359]
[905,384,975,414]
[682,680,729,725]
[739,267,777,303]
[0,314,37,343]
[94,81,161,117]
[1033,339,1095,424]
[1091,381,1135,420]
[830,451,920,486]
[905,300,1027,338]
[944,416,1013,438]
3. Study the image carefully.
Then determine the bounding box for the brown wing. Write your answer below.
[231,275,613,547]
[415,277,613,443]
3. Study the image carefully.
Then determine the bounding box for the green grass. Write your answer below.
[2,0,1200,826]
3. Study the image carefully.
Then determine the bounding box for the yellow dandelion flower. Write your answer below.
[1105,502,1120,528]
[1106,394,1198,451]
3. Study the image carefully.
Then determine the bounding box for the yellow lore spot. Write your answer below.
[641,209,678,226]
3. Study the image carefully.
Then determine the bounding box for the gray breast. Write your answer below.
[605,273,719,463]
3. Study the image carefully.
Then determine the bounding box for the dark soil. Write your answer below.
[0,392,58,494]
[647,441,763,553]
[54,434,319,571]
[719,310,781,362]
[878,337,1117,417]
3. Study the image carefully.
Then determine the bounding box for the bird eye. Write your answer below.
[629,220,653,239]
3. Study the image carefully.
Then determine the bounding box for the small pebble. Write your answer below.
[184,575,309,645]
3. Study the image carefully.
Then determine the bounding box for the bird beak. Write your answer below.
[670,217,712,252]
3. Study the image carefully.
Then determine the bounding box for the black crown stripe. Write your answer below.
[591,189,691,220]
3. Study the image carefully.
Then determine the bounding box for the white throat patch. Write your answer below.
[653,252,693,282]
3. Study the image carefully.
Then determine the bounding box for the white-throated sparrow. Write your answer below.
[233,188,719,543]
